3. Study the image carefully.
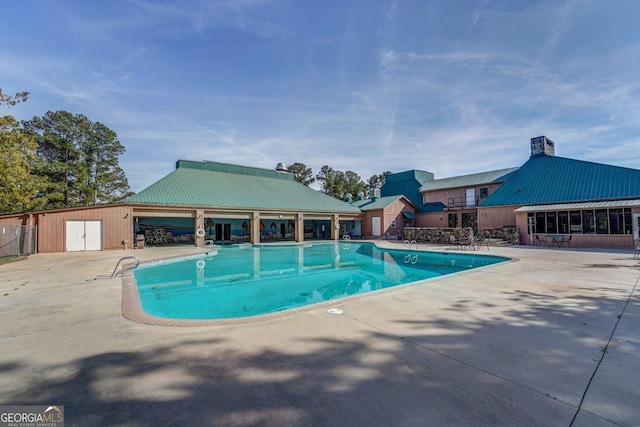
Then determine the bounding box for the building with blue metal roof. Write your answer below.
[412,136,640,248]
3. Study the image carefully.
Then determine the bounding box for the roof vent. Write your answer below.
[275,162,288,172]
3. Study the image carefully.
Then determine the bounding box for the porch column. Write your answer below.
[295,213,304,242]
[332,215,340,240]
[195,209,205,247]
[251,212,261,244]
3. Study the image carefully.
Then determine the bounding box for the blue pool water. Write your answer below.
[133,242,509,320]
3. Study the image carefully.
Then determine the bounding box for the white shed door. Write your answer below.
[372,217,381,236]
[66,220,102,252]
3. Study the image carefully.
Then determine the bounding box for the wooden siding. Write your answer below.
[422,183,503,207]
[360,198,415,238]
[416,212,445,228]
[34,205,132,253]
[477,206,517,229]
[132,207,196,218]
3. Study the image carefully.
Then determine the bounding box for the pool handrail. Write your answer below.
[111,256,140,279]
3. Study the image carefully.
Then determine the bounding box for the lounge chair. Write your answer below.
[449,235,460,249]
[562,235,572,248]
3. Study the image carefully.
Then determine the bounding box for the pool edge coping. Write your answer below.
[121,242,515,327]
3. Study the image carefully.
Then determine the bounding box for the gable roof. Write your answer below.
[419,167,519,192]
[127,160,361,213]
[381,169,434,212]
[349,195,416,211]
[481,155,640,207]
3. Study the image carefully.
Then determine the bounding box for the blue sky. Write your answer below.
[2,1,639,192]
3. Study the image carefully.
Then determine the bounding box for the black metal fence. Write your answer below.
[0,224,37,257]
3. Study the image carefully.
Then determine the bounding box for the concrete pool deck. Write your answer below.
[0,243,638,426]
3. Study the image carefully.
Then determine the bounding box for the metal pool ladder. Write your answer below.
[111,256,140,279]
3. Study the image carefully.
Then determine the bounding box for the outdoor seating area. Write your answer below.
[143,229,191,245]
[534,234,572,248]
[448,234,490,251]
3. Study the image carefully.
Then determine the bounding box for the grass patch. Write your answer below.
[0,256,28,266]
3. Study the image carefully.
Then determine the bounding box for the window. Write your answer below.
[390,219,397,229]
[558,211,569,234]
[624,208,632,235]
[535,212,546,234]
[448,213,458,228]
[570,211,582,233]
[530,207,632,236]
[546,212,557,234]
[479,187,488,199]
[609,209,623,234]
[595,209,608,234]
[582,210,595,234]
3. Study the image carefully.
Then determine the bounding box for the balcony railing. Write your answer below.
[447,197,478,209]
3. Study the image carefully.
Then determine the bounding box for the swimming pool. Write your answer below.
[133,242,509,320]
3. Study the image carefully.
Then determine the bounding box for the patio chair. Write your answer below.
[474,235,489,250]
[534,235,548,247]
[460,236,474,250]
[449,235,460,249]
[634,239,640,259]
[562,235,572,248]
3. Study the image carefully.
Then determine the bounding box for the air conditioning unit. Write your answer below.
[371,188,381,198]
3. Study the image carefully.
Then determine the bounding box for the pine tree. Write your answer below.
[25,111,133,209]
[0,116,45,213]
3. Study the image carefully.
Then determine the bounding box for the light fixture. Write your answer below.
[278,214,283,219]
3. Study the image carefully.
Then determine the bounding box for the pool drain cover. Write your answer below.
[327,308,343,315]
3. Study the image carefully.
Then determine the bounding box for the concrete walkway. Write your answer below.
[0,243,638,426]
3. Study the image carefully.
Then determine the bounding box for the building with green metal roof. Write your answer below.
[128,160,362,213]
[0,160,366,253]
[125,160,362,245]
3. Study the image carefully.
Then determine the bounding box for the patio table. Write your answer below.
[545,235,564,247]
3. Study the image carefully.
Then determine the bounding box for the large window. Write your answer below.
[595,209,608,234]
[624,208,633,235]
[582,210,595,234]
[569,211,582,233]
[609,209,623,234]
[558,211,569,234]
[530,207,634,236]
[535,212,546,234]
[546,212,557,234]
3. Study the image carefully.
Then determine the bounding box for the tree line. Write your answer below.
[1,88,390,215]
[287,162,392,201]
[0,89,133,214]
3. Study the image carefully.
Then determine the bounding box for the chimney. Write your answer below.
[530,136,555,157]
